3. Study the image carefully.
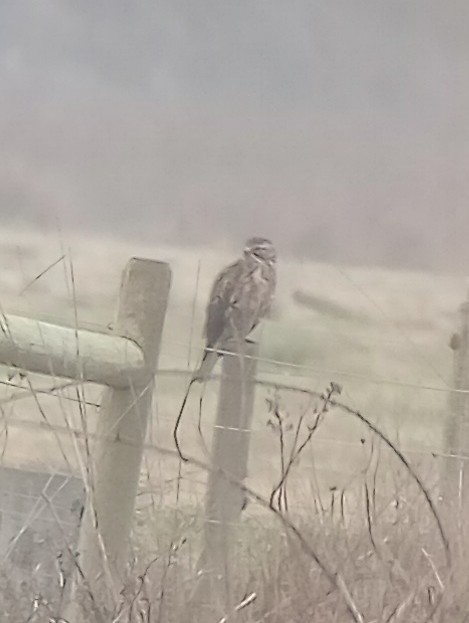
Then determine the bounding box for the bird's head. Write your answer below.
[244,237,276,264]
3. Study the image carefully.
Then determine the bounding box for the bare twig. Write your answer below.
[173,378,196,462]
[269,383,341,511]
[41,492,106,623]
[110,555,159,623]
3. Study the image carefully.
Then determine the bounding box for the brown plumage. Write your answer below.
[174,237,277,460]
[193,237,276,381]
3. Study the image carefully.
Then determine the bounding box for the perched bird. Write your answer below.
[174,237,277,460]
[193,236,277,380]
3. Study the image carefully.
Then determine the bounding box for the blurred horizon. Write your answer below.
[1,1,469,271]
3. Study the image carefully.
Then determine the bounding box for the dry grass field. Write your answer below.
[0,225,462,460]
[0,225,467,621]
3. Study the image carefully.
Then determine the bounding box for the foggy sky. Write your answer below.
[1,1,469,270]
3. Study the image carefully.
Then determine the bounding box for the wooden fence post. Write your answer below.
[66,258,171,620]
[191,340,258,622]
[443,298,469,513]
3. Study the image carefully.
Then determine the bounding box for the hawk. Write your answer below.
[174,237,277,460]
[193,236,276,380]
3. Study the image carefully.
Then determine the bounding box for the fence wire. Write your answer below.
[0,338,464,622]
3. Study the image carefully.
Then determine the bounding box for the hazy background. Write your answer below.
[1,1,468,270]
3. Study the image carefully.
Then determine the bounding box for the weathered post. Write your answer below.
[66,258,171,620]
[443,298,469,513]
[191,340,258,622]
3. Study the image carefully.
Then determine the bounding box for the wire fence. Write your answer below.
[0,248,467,621]
[0,355,462,450]
[0,349,458,552]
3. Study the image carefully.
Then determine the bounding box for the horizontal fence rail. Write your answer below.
[0,313,146,388]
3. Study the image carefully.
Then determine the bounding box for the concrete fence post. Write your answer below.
[66,258,171,620]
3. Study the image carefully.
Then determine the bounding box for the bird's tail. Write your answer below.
[192,348,219,382]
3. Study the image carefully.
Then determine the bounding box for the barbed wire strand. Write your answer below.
[0,333,463,395]
[3,414,468,468]
[1,399,449,461]
[158,341,461,394]
[0,365,460,457]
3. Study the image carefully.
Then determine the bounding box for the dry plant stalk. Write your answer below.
[267,382,342,511]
